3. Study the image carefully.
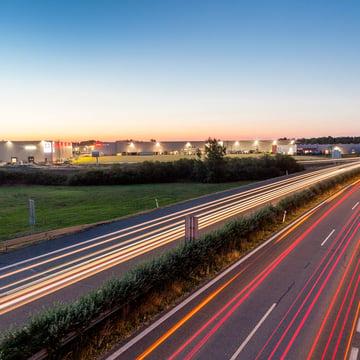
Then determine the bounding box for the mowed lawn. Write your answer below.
[0,182,250,241]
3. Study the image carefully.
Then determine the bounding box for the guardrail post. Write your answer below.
[282,210,287,223]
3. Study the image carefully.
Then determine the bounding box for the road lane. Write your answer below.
[0,162,359,330]
[107,179,360,360]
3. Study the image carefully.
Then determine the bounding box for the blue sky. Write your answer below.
[0,0,359,140]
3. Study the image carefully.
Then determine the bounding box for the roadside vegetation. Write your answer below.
[0,182,250,241]
[1,167,359,360]
[68,153,301,185]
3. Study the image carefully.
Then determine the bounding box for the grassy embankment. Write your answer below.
[0,182,250,241]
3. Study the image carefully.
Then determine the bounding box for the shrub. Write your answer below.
[0,170,67,186]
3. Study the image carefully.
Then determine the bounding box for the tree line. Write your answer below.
[297,136,360,144]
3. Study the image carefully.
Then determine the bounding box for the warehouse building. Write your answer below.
[113,139,297,156]
[74,139,297,157]
[73,140,116,156]
[296,143,360,156]
[0,140,73,164]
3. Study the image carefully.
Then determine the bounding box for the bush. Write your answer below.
[68,155,302,186]
[0,170,67,186]
[1,168,359,359]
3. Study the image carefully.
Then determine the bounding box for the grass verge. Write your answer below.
[0,169,359,360]
[0,182,250,241]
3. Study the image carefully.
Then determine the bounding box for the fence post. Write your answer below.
[29,199,36,226]
[282,210,287,223]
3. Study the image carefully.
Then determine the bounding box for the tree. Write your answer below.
[204,138,227,182]
[204,138,226,161]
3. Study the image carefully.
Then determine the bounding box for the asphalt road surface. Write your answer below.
[106,179,360,360]
[0,162,359,332]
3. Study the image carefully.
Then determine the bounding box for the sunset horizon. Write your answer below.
[1,1,359,140]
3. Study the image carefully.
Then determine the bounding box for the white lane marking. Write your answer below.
[229,303,277,360]
[352,201,359,210]
[104,199,329,360]
[356,316,360,333]
[350,347,359,360]
[321,229,336,247]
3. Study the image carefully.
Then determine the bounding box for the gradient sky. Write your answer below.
[0,0,359,141]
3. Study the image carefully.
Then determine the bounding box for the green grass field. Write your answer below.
[0,182,250,241]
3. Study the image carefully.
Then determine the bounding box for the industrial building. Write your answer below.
[0,140,73,164]
[3,139,359,164]
[296,143,360,156]
[75,139,297,156]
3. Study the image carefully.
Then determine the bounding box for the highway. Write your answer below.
[299,157,360,166]
[0,162,359,331]
[106,179,360,360]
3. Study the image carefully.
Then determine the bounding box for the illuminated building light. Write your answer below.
[254,140,259,146]
[43,141,52,154]
[24,145,37,151]
[156,142,161,147]
[185,142,191,148]
[272,140,277,145]
[234,141,240,146]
